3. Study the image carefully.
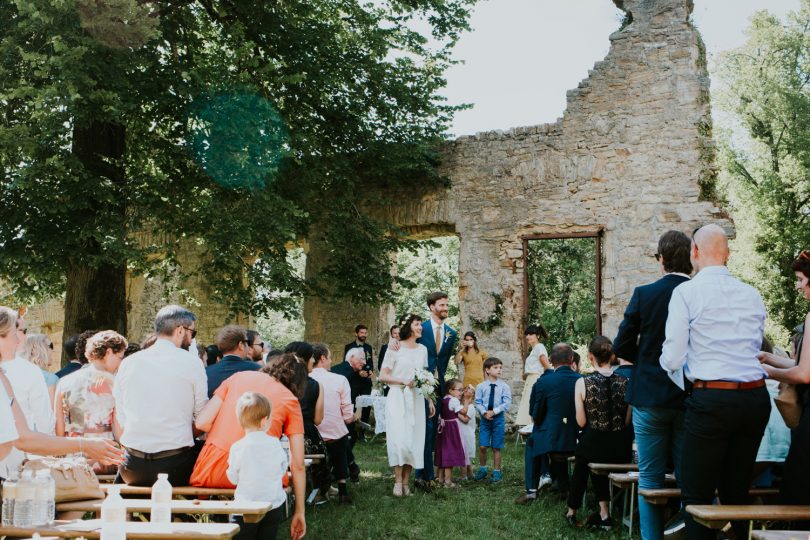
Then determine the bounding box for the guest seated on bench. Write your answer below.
[565,336,633,530]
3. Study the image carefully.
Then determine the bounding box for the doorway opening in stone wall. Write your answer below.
[522,232,602,354]
[392,235,460,376]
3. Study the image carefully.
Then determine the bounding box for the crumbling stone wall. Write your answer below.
[304,0,731,409]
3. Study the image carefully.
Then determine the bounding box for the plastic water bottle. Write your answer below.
[13,469,34,527]
[44,469,55,523]
[150,473,172,524]
[100,485,127,540]
[1,476,16,526]
[32,470,49,525]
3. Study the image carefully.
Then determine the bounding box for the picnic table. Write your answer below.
[751,532,810,540]
[355,394,387,435]
[0,519,239,539]
[56,498,273,523]
[100,484,236,498]
[686,505,810,538]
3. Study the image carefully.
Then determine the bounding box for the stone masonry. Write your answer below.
[304,0,731,415]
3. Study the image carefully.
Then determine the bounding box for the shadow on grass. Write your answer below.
[301,439,637,539]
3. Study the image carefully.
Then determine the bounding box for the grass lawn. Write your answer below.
[302,437,637,539]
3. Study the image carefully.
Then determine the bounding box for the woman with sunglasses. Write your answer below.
[758,250,810,504]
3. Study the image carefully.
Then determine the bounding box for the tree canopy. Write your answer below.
[715,0,810,335]
[0,0,474,333]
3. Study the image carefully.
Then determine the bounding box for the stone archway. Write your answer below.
[303,0,731,410]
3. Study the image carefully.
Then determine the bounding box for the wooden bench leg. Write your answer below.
[628,483,635,539]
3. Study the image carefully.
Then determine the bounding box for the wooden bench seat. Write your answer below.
[686,505,810,530]
[588,463,638,476]
[751,532,810,540]
[641,488,778,506]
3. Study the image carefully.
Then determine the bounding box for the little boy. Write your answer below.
[474,357,512,482]
[227,392,288,540]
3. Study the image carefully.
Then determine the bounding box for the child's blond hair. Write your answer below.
[236,392,272,430]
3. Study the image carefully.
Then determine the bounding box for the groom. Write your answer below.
[415,291,457,488]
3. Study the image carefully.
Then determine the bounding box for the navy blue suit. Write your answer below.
[415,319,457,481]
[205,355,260,398]
[613,274,689,408]
[530,365,581,456]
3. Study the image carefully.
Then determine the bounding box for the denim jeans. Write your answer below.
[633,405,685,540]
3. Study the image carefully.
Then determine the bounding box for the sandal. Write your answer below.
[403,484,412,496]
[393,483,403,497]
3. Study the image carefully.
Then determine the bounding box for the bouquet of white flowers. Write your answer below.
[412,368,437,401]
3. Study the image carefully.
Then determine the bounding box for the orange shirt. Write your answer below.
[190,371,304,488]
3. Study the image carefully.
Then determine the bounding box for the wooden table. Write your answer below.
[686,505,810,539]
[100,485,235,498]
[57,498,272,523]
[751,532,810,540]
[0,519,239,539]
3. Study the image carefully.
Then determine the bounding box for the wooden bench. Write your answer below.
[56,498,273,523]
[0,519,239,539]
[589,463,638,476]
[607,473,675,537]
[751,532,810,540]
[641,488,778,506]
[686,505,810,538]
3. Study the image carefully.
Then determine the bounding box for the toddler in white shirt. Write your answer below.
[227,392,288,540]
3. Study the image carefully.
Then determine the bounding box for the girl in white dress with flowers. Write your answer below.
[379,314,435,497]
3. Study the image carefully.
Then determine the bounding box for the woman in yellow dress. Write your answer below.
[454,332,487,388]
[515,324,551,426]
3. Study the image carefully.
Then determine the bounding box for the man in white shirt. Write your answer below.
[114,304,208,486]
[659,225,771,540]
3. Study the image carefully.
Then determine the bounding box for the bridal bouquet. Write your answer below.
[412,368,437,401]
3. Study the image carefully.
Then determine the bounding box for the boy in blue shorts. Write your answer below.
[474,357,512,483]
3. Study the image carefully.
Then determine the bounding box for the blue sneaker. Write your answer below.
[473,467,488,481]
[490,470,503,483]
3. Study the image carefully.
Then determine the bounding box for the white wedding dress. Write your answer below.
[383,343,428,468]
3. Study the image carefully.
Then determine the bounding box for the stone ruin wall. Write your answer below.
[305,0,731,409]
[25,0,731,405]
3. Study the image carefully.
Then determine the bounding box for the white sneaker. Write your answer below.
[538,474,552,490]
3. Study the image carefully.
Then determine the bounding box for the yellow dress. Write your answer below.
[455,349,488,388]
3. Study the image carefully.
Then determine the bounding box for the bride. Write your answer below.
[379,314,436,496]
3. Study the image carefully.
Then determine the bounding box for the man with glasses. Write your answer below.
[245,329,266,365]
[113,304,209,486]
[613,230,692,540]
[205,325,260,397]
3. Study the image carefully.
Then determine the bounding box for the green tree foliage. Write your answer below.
[0,0,473,332]
[715,1,810,334]
[526,238,597,347]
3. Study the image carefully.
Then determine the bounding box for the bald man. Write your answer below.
[659,224,771,540]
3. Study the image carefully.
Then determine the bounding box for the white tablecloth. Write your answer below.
[355,394,388,434]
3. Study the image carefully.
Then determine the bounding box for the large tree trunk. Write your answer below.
[63,120,128,350]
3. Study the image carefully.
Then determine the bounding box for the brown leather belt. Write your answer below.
[692,379,766,391]
[125,446,189,461]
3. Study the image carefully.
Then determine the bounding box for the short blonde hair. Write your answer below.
[85,331,128,362]
[0,307,17,338]
[235,392,272,430]
[21,333,52,370]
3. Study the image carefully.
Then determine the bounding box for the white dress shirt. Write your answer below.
[659,265,767,386]
[114,338,208,453]
[0,384,18,445]
[226,431,288,508]
[1,356,54,434]
[524,343,548,375]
